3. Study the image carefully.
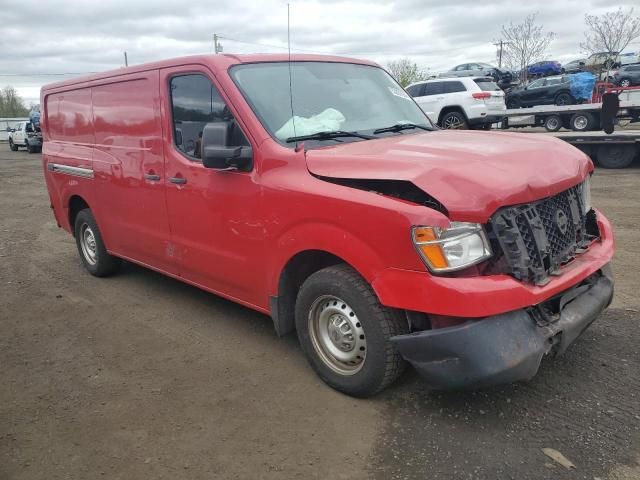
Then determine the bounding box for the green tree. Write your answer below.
[0,86,30,117]
[386,59,428,87]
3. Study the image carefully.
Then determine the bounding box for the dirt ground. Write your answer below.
[1,148,638,480]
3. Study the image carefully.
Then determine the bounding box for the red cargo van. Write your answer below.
[41,54,614,396]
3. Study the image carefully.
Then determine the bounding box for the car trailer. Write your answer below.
[541,130,639,169]
[498,89,640,168]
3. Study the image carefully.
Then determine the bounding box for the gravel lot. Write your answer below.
[1,148,638,479]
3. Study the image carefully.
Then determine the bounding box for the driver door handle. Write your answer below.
[144,173,161,181]
[170,176,187,185]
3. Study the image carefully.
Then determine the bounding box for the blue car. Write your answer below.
[527,60,562,77]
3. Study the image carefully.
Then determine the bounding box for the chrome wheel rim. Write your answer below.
[80,223,98,265]
[308,295,366,375]
[574,116,588,130]
[443,115,464,129]
[557,96,569,105]
[547,118,560,130]
[621,80,630,87]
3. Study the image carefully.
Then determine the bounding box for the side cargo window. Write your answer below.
[169,74,248,160]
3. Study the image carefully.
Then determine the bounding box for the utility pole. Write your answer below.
[213,34,223,54]
[494,40,504,68]
[124,51,128,67]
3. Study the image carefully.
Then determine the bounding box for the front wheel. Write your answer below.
[295,265,408,397]
[9,139,18,151]
[619,78,631,88]
[74,209,122,277]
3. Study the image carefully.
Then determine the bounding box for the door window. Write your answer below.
[170,74,248,160]
[422,82,444,96]
[528,79,545,88]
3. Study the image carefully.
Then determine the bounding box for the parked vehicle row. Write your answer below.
[438,63,513,88]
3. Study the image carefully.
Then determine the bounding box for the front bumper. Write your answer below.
[391,265,614,390]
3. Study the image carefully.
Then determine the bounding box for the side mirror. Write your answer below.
[202,121,252,171]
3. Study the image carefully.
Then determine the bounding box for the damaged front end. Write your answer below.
[390,265,614,390]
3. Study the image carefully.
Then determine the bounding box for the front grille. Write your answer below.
[490,182,596,285]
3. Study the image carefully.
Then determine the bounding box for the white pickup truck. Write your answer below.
[8,120,42,153]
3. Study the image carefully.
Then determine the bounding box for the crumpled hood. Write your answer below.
[305,130,592,222]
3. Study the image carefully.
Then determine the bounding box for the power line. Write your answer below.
[217,34,492,58]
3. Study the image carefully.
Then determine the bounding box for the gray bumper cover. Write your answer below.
[391,266,614,390]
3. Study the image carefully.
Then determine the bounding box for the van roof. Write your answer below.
[41,53,377,92]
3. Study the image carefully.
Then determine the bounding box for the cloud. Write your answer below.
[0,0,638,106]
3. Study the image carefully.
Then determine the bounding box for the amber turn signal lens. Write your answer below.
[413,227,449,269]
[418,244,449,269]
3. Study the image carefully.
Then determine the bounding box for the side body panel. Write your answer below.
[42,88,95,233]
[90,71,173,271]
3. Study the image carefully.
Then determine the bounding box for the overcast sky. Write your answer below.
[1,0,638,106]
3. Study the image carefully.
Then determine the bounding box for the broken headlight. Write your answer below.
[412,223,492,272]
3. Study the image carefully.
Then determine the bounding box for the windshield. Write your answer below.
[230,61,432,146]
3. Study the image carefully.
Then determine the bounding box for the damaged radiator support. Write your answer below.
[490,182,597,286]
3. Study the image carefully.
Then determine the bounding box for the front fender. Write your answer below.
[267,221,391,298]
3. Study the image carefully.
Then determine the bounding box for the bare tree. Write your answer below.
[582,8,640,56]
[0,86,29,117]
[386,58,428,87]
[500,13,555,82]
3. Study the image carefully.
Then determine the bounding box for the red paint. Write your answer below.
[40,54,614,321]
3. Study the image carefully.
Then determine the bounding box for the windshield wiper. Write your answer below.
[285,130,374,143]
[373,123,432,135]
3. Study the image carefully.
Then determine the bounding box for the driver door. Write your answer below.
[159,67,265,307]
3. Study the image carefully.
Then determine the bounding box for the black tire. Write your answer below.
[295,264,408,397]
[596,144,636,169]
[9,139,18,151]
[619,78,631,88]
[26,140,36,154]
[569,112,596,132]
[440,111,468,129]
[555,92,573,106]
[74,209,121,277]
[544,115,562,132]
[506,98,520,109]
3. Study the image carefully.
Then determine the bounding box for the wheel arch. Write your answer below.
[68,195,91,236]
[268,222,393,337]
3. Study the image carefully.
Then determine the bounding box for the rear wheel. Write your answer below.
[544,115,562,132]
[619,78,631,88]
[596,144,636,169]
[555,92,573,106]
[9,139,18,151]
[26,140,36,153]
[74,209,122,277]
[506,98,520,109]
[440,111,468,129]
[295,264,408,397]
[570,112,596,132]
